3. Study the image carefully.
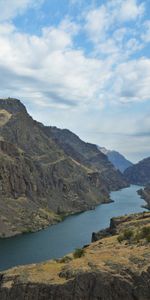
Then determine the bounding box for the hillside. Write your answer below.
[0,98,127,237]
[0,212,150,300]
[124,157,150,185]
[99,147,133,172]
[44,127,127,190]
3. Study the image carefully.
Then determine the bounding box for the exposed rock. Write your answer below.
[92,211,150,242]
[138,185,150,210]
[44,126,128,190]
[0,98,128,237]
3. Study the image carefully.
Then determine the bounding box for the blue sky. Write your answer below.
[0,0,150,162]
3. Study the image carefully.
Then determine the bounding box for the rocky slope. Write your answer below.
[0,98,127,237]
[44,126,127,190]
[0,212,150,300]
[124,157,150,185]
[99,146,133,172]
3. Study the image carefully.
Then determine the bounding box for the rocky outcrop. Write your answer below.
[0,212,150,299]
[138,185,150,210]
[0,98,128,237]
[92,211,150,241]
[124,157,150,185]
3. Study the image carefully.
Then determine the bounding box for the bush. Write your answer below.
[141,226,150,238]
[117,229,134,243]
[146,235,150,243]
[123,229,134,240]
[73,248,85,258]
[117,234,124,243]
[117,226,150,244]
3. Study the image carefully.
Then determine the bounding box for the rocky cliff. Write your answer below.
[138,185,150,210]
[0,98,128,237]
[44,126,127,190]
[124,157,150,185]
[0,212,150,300]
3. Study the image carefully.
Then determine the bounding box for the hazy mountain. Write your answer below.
[0,98,127,237]
[124,156,150,185]
[98,147,133,172]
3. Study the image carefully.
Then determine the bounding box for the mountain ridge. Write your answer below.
[0,98,128,237]
[98,146,133,172]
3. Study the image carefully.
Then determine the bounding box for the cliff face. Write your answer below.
[0,212,150,300]
[0,98,127,237]
[138,185,150,210]
[124,157,150,185]
[44,127,127,191]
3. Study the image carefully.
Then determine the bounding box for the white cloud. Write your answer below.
[0,0,43,21]
[112,58,150,103]
[0,20,111,108]
[84,0,145,45]
[0,0,149,161]
[119,0,145,21]
[84,5,111,44]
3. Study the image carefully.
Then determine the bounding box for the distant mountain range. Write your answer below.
[98,147,133,172]
[0,98,128,237]
[124,157,150,185]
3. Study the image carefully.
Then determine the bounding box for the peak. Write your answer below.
[0,98,27,114]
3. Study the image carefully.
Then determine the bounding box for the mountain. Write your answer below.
[44,126,127,191]
[0,211,150,300]
[124,157,150,185]
[0,98,127,237]
[99,146,133,172]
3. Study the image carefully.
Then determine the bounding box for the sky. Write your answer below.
[0,0,150,162]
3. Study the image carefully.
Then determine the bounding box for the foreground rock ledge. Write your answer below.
[0,212,150,300]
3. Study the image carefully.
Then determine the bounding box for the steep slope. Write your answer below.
[124,157,150,185]
[44,127,127,191]
[99,146,133,172]
[0,98,127,237]
[0,212,150,300]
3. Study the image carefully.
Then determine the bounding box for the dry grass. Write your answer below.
[3,212,150,287]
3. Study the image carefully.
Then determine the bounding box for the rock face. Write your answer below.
[124,157,150,185]
[99,146,133,172]
[0,98,128,237]
[138,185,150,209]
[44,127,127,190]
[0,212,150,300]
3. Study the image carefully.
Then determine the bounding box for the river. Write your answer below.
[0,185,147,271]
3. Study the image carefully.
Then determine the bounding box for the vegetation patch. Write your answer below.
[73,248,85,258]
[117,226,150,244]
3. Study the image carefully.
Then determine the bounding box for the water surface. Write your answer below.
[0,185,147,271]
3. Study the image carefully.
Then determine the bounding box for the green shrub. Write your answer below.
[117,234,124,243]
[73,248,85,258]
[146,235,150,243]
[117,229,134,243]
[123,229,134,240]
[141,226,150,238]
